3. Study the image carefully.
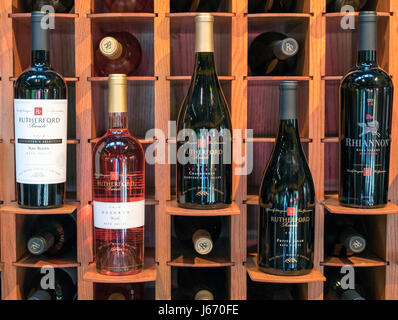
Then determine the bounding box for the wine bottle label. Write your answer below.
[259,204,314,270]
[340,87,392,205]
[93,200,145,230]
[14,99,67,184]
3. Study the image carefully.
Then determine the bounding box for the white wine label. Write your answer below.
[93,200,145,230]
[14,99,67,184]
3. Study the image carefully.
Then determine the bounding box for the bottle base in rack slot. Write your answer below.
[338,198,387,209]
[17,183,65,209]
[96,265,144,277]
[258,266,313,277]
[177,201,232,210]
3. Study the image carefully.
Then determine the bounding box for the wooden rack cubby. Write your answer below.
[0,0,398,300]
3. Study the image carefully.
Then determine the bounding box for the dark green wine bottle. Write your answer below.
[176,13,232,209]
[258,81,315,276]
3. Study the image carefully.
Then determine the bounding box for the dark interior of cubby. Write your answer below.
[170,0,232,13]
[91,18,154,77]
[326,0,391,13]
[92,0,154,13]
[17,266,78,300]
[170,16,231,76]
[325,16,390,76]
[93,282,155,300]
[170,215,231,262]
[248,0,310,14]
[248,17,310,76]
[247,276,308,300]
[12,17,75,77]
[325,80,338,138]
[323,266,386,300]
[247,81,309,138]
[323,212,387,262]
[171,266,229,300]
[12,0,76,13]
[324,142,338,194]
[14,213,78,263]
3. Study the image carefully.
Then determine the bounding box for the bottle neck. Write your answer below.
[276,119,301,146]
[108,112,128,130]
[193,52,218,78]
[32,50,50,67]
[358,50,377,67]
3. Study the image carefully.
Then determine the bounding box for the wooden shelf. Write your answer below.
[244,137,312,143]
[247,254,326,284]
[0,202,79,215]
[10,139,79,145]
[9,13,78,19]
[322,76,343,81]
[167,255,234,267]
[83,249,156,283]
[88,76,157,82]
[167,75,235,81]
[321,137,338,143]
[323,12,392,18]
[166,200,240,216]
[244,194,259,206]
[89,137,155,145]
[321,252,387,268]
[323,195,398,215]
[10,76,79,82]
[246,13,311,22]
[245,76,312,81]
[166,12,236,18]
[87,13,156,20]
[13,254,79,268]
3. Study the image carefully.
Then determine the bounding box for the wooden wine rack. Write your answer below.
[0,0,397,300]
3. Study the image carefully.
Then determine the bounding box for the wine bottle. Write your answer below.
[171,0,222,13]
[249,0,295,13]
[24,268,77,300]
[258,81,315,276]
[94,283,144,300]
[93,74,145,276]
[326,0,367,12]
[176,267,227,300]
[325,273,365,300]
[176,13,232,209]
[248,32,299,76]
[339,12,393,208]
[173,216,222,255]
[14,12,68,209]
[95,32,142,77]
[27,214,76,257]
[105,0,153,13]
[24,0,74,13]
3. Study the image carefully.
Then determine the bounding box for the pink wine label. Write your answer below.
[93,200,145,230]
[14,99,67,184]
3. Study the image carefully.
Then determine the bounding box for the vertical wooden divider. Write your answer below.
[308,0,326,300]
[75,0,93,300]
[154,0,171,300]
[0,0,18,300]
[230,0,247,300]
[386,0,398,300]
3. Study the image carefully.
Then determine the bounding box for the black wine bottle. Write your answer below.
[176,13,232,209]
[325,273,365,300]
[326,0,367,12]
[14,12,68,209]
[339,12,393,208]
[171,0,222,13]
[26,214,76,257]
[176,267,228,300]
[24,0,74,13]
[248,32,299,76]
[258,81,315,276]
[249,0,296,13]
[326,216,367,257]
[173,216,222,255]
[24,268,77,300]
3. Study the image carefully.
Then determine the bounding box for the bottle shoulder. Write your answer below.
[15,67,67,89]
[341,66,393,88]
[93,132,144,155]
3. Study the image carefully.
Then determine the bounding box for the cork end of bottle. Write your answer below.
[100,37,123,60]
